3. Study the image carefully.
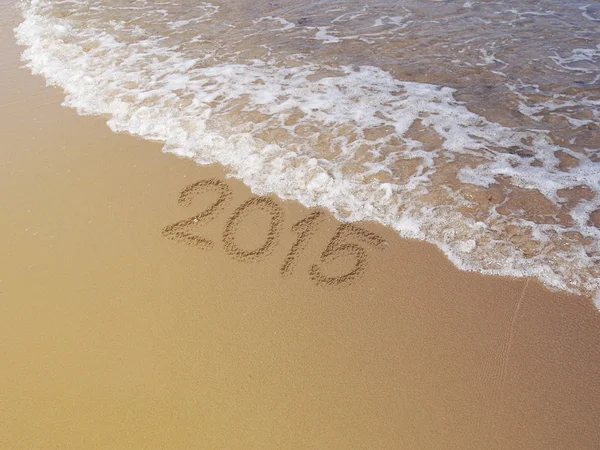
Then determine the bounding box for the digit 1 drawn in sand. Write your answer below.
[309,223,386,287]
[162,179,232,250]
[222,197,284,262]
[280,210,325,277]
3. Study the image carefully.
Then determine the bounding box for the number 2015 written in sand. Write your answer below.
[162,179,386,287]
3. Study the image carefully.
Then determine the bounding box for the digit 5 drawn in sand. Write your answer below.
[222,197,284,262]
[162,179,232,250]
[309,223,386,287]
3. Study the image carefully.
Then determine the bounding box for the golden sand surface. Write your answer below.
[1,7,599,449]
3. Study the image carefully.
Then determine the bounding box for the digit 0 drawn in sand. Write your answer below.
[309,223,386,287]
[162,179,232,250]
[280,210,325,277]
[222,197,284,262]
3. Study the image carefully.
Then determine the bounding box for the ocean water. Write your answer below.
[14,0,600,307]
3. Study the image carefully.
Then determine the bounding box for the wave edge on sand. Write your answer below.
[14,0,600,308]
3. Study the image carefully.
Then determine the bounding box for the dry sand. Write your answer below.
[1,7,599,449]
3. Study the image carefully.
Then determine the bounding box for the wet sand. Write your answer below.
[1,7,600,449]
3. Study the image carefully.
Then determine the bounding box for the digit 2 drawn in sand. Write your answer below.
[222,197,284,262]
[162,179,232,250]
[309,223,386,287]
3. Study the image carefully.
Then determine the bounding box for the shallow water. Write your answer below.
[14,0,600,305]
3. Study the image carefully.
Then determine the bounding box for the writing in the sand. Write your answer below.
[162,179,386,287]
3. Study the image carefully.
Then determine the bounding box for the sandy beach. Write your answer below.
[1,3,600,448]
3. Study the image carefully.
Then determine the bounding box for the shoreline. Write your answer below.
[2,4,600,448]
[15,0,600,305]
